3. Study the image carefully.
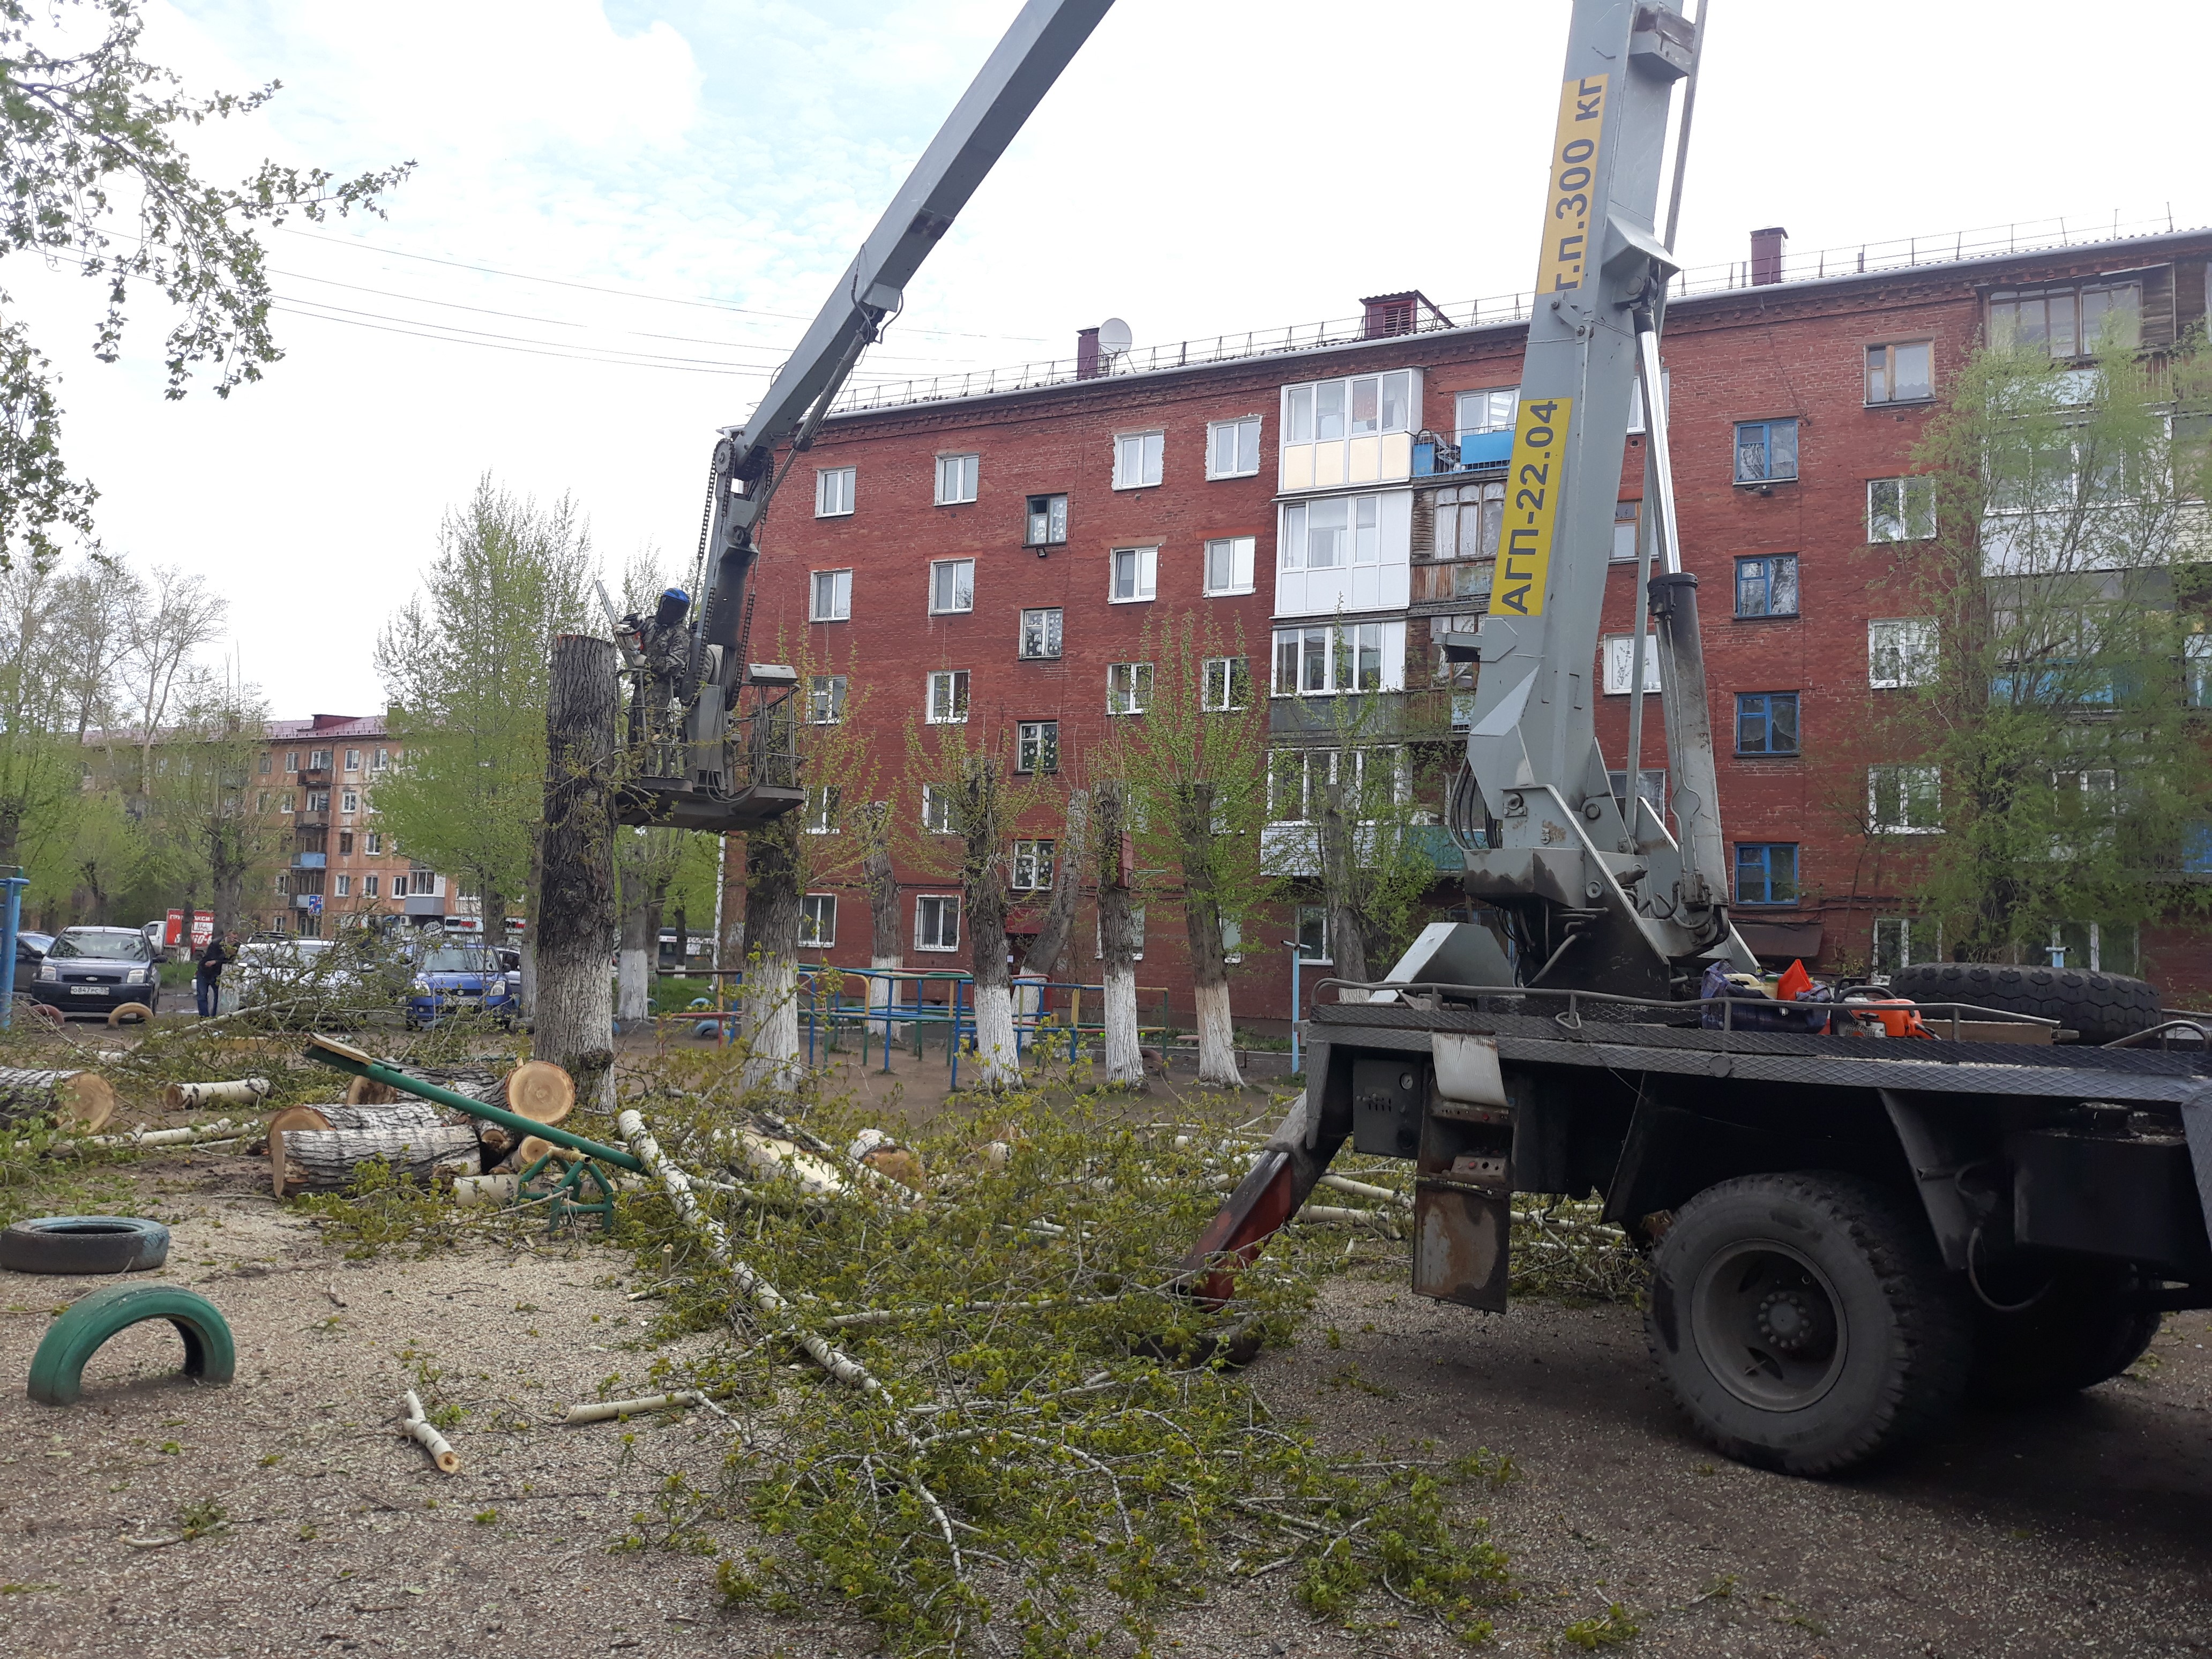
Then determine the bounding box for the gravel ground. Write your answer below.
[3,1152,2210,1658]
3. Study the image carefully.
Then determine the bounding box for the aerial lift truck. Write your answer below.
[618,0,2212,1475]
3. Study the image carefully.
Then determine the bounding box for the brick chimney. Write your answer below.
[1750,226,1788,287]
[1075,326,1102,380]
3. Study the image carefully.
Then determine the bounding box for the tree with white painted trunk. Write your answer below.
[616,825,686,1025]
[902,718,1028,1092]
[1090,777,1144,1089]
[736,637,877,1088]
[858,801,903,1036]
[1110,614,1272,1089]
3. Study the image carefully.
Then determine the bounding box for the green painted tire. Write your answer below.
[27,1282,236,1407]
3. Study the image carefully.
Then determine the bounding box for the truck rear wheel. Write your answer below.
[1645,1172,1972,1475]
[1968,1261,2163,1405]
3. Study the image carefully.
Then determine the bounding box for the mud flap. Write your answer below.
[1412,1178,1510,1311]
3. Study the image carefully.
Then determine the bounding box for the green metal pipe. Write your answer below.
[301,1035,645,1173]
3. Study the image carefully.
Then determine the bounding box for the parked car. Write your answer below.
[12,929,52,997]
[32,926,162,1019]
[407,946,520,1028]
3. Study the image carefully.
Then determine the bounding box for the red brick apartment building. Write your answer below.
[255,715,449,937]
[754,224,2212,1023]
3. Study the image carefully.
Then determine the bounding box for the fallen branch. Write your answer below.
[162,1078,271,1111]
[1319,1173,1412,1209]
[563,1391,706,1425]
[402,1389,460,1474]
[76,1118,245,1150]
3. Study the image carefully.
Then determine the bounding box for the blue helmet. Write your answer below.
[654,587,691,629]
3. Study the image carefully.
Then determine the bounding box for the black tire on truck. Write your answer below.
[1884,962,2162,1045]
[1644,1172,1972,1475]
[1967,1260,2163,1405]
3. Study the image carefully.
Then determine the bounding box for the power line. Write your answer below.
[273,224,1053,345]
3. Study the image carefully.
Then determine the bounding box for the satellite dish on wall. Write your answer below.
[1097,317,1133,358]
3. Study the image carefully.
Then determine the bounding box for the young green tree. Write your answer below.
[140,674,281,939]
[374,475,596,961]
[1854,327,2212,967]
[0,0,407,568]
[1109,613,1271,1088]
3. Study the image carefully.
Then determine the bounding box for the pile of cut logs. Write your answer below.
[266,1060,574,1198]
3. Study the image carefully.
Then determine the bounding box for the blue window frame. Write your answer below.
[1735,554,1798,617]
[1735,419,1799,484]
[1735,842,1799,905]
[1735,691,1800,756]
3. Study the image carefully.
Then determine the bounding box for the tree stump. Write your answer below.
[0,1068,116,1133]
[536,634,619,1109]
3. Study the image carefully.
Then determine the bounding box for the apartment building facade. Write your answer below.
[756,225,2212,1022]
[255,715,445,937]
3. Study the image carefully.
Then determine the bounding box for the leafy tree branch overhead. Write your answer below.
[0,0,410,567]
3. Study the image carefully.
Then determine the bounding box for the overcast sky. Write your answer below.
[11,0,2207,715]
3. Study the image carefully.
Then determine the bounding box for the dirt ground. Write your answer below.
[3,1110,2211,1657]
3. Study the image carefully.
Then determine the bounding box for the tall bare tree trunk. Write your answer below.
[1175,781,1242,1089]
[536,636,618,1110]
[1095,781,1143,1089]
[741,817,802,1092]
[951,754,1018,1090]
[860,802,903,1036]
[616,896,652,1026]
[1320,782,1370,1001]
[518,836,543,1018]
[1022,789,1087,981]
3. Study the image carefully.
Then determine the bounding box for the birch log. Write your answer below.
[163,1078,271,1111]
[402,1389,460,1474]
[0,1067,116,1132]
[271,1124,480,1198]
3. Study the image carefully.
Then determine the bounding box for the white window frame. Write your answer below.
[1454,387,1518,442]
[1107,661,1153,716]
[815,466,856,518]
[935,453,979,505]
[1206,416,1262,480]
[340,789,358,813]
[1095,906,1147,960]
[1109,544,1157,603]
[363,875,379,899]
[929,558,976,616]
[1018,607,1063,660]
[922,785,957,835]
[1271,622,1395,697]
[1203,535,1256,596]
[925,670,970,725]
[1294,904,1332,963]
[1016,720,1059,775]
[1025,493,1068,547]
[1869,618,1938,689]
[915,894,961,952]
[1869,764,1942,833]
[803,786,838,836]
[800,894,837,947]
[1267,747,1406,825]
[365,832,382,855]
[1279,495,1382,572]
[807,674,847,725]
[1202,655,1249,712]
[1010,839,1055,892]
[810,568,853,622]
[334,874,351,898]
[1112,430,1164,490]
[1602,633,1663,696]
[344,749,360,772]
[1867,476,1937,543]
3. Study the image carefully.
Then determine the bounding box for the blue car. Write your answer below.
[406,946,520,1028]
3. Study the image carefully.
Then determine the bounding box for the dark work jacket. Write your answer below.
[197,942,228,982]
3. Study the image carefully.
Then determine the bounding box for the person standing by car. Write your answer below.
[195,932,234,1018]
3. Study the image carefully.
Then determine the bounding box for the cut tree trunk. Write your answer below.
[536,634,621,1111]
[1176,782,1243,1089]
[617,899,652,1026]
[1320,783,1370,999]
[960,754,1020,1091]
[1094,783,1144,1089]
[861,804,903,1036]
[0,1068,116,1132]
[271,1124,480,1197]
[741,816,802,1092]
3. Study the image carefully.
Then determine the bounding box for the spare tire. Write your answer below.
[1,1215,171,1275]
[1885,962,2162,1044]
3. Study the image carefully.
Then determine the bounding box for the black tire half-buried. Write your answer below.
[1,1215,171,1275]
[1643,1172,1971,1476]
